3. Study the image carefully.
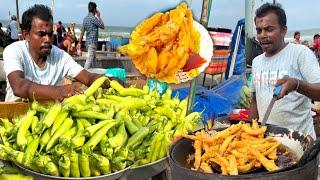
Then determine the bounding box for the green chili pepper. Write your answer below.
[79,152,91,177]
[126,127,149,149]
[24,137,40,167]
[58,155,70,177]
[92,153,111,175]
[84,76,108,97]
[89,156,101,176]
[17,110,36,150]
[46,118,73,152]
[71,120,86,148]
[108,123,128,149]
[42,103,61,130]
[51,111,68,136]
[70,151,80,177]
[84,120,115,137]
[72,111,111,120]
[83,121,118,153]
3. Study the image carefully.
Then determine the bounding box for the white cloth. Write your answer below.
[6,20,19,40]
[252,43,320,139]
[3,40,84,102]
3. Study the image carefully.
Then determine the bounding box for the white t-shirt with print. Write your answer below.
[252,43,320,139]
[3,40,84,102]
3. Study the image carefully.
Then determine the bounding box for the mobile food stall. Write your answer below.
[0,1,318,180]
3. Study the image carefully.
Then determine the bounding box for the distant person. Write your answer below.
[0,23,5,36]
[56,21,66,47]
[313,34,320,60]
[52,24,58,46]
[60,27,75,55]
[69,22,77,41]
[0,23,5,48]
[293,31,301,44]
[6,15,19,43]
[301,40,309,48]
[0,23,11,48]
[0,23,5,46]
[77,1,105,69]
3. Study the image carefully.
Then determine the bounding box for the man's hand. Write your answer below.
[54,84,83,102]
[275,77,298,99]
[95,9,100,18]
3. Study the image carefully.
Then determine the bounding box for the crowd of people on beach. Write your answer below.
[0,16,78,56]
[53,21,78,56]
[292,31,320,62]
[1,1,105,69]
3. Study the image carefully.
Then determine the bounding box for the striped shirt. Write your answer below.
[82,12,103,46]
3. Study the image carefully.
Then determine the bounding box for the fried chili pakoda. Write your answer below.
[118,3,202,83]
[180,120,282,175]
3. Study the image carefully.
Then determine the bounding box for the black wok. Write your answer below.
[169,124,317,178]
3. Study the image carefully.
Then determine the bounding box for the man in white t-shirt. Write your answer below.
[249,3,320,139]
[3,4,113,102]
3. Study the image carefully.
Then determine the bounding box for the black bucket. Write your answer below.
[169,125,318,180]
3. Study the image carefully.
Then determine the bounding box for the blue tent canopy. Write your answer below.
[225,18,246,79]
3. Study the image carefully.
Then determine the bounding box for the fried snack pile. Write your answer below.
[118,3,201,83]
[181,120,281,175]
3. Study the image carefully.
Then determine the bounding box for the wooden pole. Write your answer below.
[15,0,21,36]
[15,0,19,22]
[187,0,211,114]
[200,0,209,26]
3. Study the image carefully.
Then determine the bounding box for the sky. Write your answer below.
[1,0,319,32]
[0,0,244,30]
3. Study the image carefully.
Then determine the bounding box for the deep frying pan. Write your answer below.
[171,124,316,175]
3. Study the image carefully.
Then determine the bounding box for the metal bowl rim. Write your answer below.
[130,157,168,170]
[15,163,131,180]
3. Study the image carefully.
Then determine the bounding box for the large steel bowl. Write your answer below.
[122,157,168,180]
[15,163,130,180]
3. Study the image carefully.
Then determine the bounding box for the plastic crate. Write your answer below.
[204,58,228,74]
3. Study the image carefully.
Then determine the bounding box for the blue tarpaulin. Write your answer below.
[225,18,246,79]
[172,19,246,122]
[172,76,244,121]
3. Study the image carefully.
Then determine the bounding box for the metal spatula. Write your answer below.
[261,84,283,126]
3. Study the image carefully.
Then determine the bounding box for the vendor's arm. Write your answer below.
[74,70,126,89]
[275,46,320,101]
[249,92,259,120]
[276,78,320,101]
[94,9,105,29]
[74,70,110,88]
[7,71,83,102]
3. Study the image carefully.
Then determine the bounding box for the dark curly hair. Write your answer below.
[21,4,53,32]
[88,2,97,13]
[255,3,286,27]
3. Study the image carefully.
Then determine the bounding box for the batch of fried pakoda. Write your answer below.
[118,3,201,83]
[181,120,281,175]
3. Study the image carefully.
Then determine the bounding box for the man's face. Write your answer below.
[25,17,53,57]
[255,12,287,56]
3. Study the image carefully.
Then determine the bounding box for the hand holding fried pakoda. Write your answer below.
[118,3,201,84]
